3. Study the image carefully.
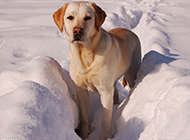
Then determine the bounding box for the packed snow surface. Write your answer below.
[0,0,190,140]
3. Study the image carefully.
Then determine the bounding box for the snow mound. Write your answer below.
[114,50,190,140]
[0,56,80,140]
[112,0,190,138]
[104,6,142,30]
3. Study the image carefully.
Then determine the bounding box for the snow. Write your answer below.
[0,56,79,140]
[1,0,190,140]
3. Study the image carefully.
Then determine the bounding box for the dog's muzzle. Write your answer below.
[73,27,83,41]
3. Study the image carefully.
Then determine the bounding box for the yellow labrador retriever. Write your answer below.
[53,2,141,140]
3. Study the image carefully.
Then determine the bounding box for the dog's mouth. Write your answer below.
[74,37,81,41]
[74,35,82,42]
[72,36,86,44]
[72,39,86,44]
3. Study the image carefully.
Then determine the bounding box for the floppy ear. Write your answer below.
[53,3,68,33]
[91,3,107,31]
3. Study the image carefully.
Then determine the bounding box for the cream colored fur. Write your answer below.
[53,2,141,140]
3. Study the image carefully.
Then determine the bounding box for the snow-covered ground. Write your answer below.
[0,0,190,140]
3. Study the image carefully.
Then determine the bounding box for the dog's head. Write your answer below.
[53,2,106,44]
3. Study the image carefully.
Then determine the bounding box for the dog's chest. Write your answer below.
[75,72,100,93]
[80,49,94,68]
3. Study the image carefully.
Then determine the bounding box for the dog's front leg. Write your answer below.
[99,87,114,140]
[76,85,89,140]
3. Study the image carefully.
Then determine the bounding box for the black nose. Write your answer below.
[73,27,83,36]
[73,27,83,41]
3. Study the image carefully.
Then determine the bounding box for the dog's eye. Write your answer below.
[84,16,91,21]
[67,16,74,20]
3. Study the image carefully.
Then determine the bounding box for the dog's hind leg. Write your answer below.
[114,86,119,104]
[123,44,141,89]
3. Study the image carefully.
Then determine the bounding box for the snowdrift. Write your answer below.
[115,51,190,140]
[0,56,79,140]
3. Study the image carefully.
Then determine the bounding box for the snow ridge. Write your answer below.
[0,56,79,140]
[114,0,190,139]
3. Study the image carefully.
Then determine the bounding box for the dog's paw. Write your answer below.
[80,126,90,140]
[99,134,112,140]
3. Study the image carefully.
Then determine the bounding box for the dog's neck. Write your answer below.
[69,29,103,74]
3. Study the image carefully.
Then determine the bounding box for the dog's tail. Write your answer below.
[122,77,127,87]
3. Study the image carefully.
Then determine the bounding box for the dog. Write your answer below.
[53,2,141,140]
